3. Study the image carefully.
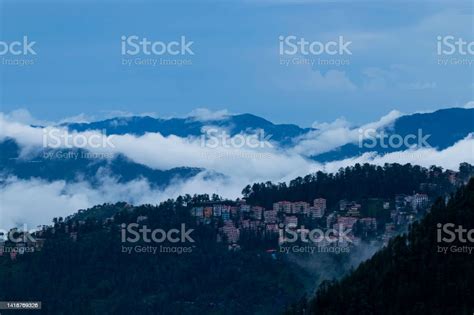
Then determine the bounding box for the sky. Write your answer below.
[0,0,473,127]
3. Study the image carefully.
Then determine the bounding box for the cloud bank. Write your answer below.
[0,108,473,229]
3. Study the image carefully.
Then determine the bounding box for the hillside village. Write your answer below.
[2,163,470,260]
[188,192,430,251]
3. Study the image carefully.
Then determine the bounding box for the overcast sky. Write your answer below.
[0,0,473,126]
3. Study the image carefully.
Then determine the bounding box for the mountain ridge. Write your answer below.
[64,113,313,146]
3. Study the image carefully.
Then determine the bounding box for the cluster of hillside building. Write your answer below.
[191,192,430,249]
[0,192,431,260]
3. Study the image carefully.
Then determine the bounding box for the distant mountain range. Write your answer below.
[1,107,472,187]
[64,113,312,146]
[0,139,201,187]
[1,113,311,186]
[312,108,474,162]
[64,108,474,160]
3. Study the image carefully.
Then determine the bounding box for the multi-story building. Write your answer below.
[249,221,260,231]
[292,201,310,214]
[230,206,239,217]
[204,207,213,218]
[222,207,231,221]
[222,222,240,243]
[213,204,223,217]
[309,206,323,218]
[395,194,408,211]
[335,216,358,230]
[284,216,298,226]
[311,198,327,218]
[273,201,292,214]
[326,213,336,229]
[313,198,327,210]
[390,210,398,221]
[240,219,250,229]
[339,200,349,211]
[265,224,279,234]
[346,204,361,217]
[263,210,277,224]
[240,204,251,213]
[252,206,264,220]
[411,193,429,211]
[359,217,377,230]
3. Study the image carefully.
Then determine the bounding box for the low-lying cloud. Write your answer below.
[0,108,473,229]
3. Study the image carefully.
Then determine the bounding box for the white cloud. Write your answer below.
[293,69,357,91]
[292,110,402,156]
[0,175,194,229]
[188,108,231,122]
[309,70,357,91]
[322,134,474,174]
[311,117,351,131]
[0,108,472,229]
[362,66,405,91]
[0,172,261,229]
[3,109,52,126]
[58,113,96,124]
[464,101,474,109]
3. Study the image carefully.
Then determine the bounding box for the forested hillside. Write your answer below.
[243,163,472,209]
[288,178,474,315]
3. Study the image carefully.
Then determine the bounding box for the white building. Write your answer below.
[411,193,429,211]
